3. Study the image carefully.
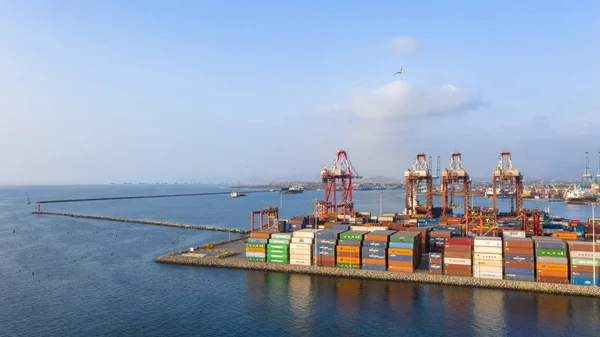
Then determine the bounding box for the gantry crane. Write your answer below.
[405,153,433,217]
[314,150,362,220]
[493,151,523,217]
[441,152,470,218]
[251,207,279,232]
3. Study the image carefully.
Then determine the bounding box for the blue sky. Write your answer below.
[1,1,599,184]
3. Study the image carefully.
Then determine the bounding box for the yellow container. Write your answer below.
[536,263,568,272]
[246,248,266,254]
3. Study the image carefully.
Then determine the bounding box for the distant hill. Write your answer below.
[361,176,403,183]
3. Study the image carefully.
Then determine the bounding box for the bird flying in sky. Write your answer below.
[394,67,404,75]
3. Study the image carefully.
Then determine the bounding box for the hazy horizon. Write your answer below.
[2,1,599,185]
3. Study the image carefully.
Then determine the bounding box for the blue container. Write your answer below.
[389,242,414,249]
[505,274,535,282]
[504,254,534,263]
[572,272,600,279]
[388,254,413,261]
[363,240,388,248]
[316,244,335,252]
[316,238,336,245]
[429,252,443,259]
[317,230,346,239]
[571,278,600,286]
[361,246,386,255]
[331,225,351,230]
[505,267,534,275]
[316,249,335,257]
[363,253,386,259]
[247,238,269,244]
[362,264,387,271]
[338,239,362,247]
[246,252,266,258]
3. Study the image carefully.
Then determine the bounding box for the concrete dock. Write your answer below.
[33,211,250,234]
[156,239,600,298]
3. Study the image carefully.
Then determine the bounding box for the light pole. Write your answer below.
[592,202,597,287]
[380,191,383,217]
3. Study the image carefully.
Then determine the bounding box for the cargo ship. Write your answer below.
[563,185,597,204]
[229,191,246,198]
[484,186,515,199]
[281,186,304,194]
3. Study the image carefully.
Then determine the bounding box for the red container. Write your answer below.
[504,240,533,248]
[444,270,472,277]
[445,251,472,259]
[388,266,415,273]
[537,276,569,284]
[446,238,472,245]
[504,247,534,255]
[504,261,534,269]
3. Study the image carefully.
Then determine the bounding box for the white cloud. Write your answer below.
[391,36,417,55]
[319,80,483,122]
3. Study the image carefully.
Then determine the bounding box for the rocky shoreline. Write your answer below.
[156,254,600,298]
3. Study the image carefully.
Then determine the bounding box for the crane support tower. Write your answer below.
[405,153,433,217]
[251,207,279,232]
[441,152,470,218]
[597,152,600,184]
[493,151,523,217]
[314,150,362,220]
[583,151,593,188]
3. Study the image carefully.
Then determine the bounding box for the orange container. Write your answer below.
[445,251,472,259]
[388,260,413,267]
[552,232,577,240]
[388,266,414,273]
[337,246,360,253]
[388,248,414,256]
[362,258,386,266]
[246,248,266,253]
[536,263,568,272]
[536,270,568,278]
[336,257,360,264]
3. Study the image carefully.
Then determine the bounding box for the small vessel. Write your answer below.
[229,191,246,198]
[281,185,304,194]
[26,197,31,205]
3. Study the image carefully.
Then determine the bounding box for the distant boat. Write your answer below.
[281,185,304,194]
[230,191,246,198]
[26,197,31,204]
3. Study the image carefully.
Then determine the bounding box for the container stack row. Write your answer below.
[290,229,316,266]
[429,252,443,275]
[503,237,535,281]
[245,231,272,262]
[568,241,600,286]
[443,238,472,277]
[534,237,569,284]
[315,230,344,267]
[362,230,395,271]
[473,237,503,280]
[336,231,367,269]
[388,231,422,272]
[267,233,292,264]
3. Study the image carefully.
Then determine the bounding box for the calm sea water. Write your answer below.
[2,185,600,336]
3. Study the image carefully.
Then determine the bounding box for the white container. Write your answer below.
[473,253,503,261]
[444,257,471,265]
[289,253,311,260]
[293,230,318,239]
[503,230,526,238]
[367,226,389,232]
[290,248,312,255]
[474,246,503,254]
[291,237,314,244]
[473,271,503,280]
[289,243,312,250]
[350,226,369,231]
[473,239,502,247]
[189,247,195,252]
[473,265,503,274]
[570,251,600,259]
[290,259,312,266]
[473,259,503,267]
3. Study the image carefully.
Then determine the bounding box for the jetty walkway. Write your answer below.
[32,211,250,234]
[35,190,270,204]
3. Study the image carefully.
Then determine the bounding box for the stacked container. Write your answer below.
[443,238,472,277]
[503,237,535,281]
[429,252,443,275]
[246,231,271,262]
[388,231,422,272]
[534,237,569,284]
[289,229,317,266]
[267,233,292,264]
[315,229,345,267]
[362,230,396,271]
[336,231,367,269]
[429,230,452,253]
[473,237,503,280]
[568,241,600,286]
[288,216,307,231]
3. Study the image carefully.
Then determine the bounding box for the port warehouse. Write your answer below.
[243,150,600,287]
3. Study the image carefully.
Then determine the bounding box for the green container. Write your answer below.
[572,258,600,266]
[267,253,289,260]
[267,244,289,250]
[536,249,567,257]
[336,263,361,269]
[339,231,367,241]
[271,233,293,240]
[269,239,291,245]
[246,257,266,262]
[246,243,266,249]
[390,235,416,243]
[267,248,288,255]
[267,259,288,264]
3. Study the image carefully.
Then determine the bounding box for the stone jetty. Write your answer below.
[32,211,250,234]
